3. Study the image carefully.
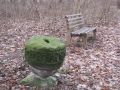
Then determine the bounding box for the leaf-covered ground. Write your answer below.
[0,17,120,90]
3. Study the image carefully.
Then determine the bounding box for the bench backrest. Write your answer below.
[65,13,84,32]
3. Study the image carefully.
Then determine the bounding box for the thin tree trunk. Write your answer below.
[117,0,120,9]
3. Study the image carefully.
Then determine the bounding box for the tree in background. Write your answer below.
[117,0,120,9]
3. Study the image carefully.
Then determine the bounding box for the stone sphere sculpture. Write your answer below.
[25,36,66,78]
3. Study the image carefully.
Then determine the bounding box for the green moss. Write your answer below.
[25,36,66,70]
[20,73,57,87]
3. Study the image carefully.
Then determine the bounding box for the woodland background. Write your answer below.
[0,0,120,90]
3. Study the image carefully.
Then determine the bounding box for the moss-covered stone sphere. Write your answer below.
[25,36,66,70]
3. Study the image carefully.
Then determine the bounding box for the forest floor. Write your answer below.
[0,17,120,90]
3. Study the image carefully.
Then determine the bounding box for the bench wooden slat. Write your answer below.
[71,27,89,35]
[71,27,96,35]
[67,17,83,22]
[69,23,82,29]
[66,13,82,18]
[85,27,96,33]
[68,19,83,25]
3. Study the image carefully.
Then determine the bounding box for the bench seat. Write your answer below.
[71,27,96,36]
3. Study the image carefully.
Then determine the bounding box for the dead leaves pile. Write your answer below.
[0,18,120,90]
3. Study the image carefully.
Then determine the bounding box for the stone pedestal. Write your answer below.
[21,72,58,87]
[21,36,66,89]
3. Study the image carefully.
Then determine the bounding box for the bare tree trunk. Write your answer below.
[117,0,120,9]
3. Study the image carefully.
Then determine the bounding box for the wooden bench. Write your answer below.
[65,13,96,49]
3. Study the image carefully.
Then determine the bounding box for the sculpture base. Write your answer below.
[20,72,58,88]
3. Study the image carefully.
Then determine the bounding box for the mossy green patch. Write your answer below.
[25,36,66,70]
[20,73,57,87]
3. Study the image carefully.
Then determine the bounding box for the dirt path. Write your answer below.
[0,19,120,90]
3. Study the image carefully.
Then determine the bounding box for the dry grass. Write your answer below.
[0,0,119,25]
[74,0,119,25]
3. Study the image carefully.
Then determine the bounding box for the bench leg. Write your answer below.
[82,34,87,49]
[66,33,72,46]
[80,35,84,47]
[84,34,88,49]
[93,29,97,40]
[70,35,72,44]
